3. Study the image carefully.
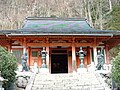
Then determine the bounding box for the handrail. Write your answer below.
[25,73,36,90]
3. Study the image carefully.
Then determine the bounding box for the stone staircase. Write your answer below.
[31,72,109,90]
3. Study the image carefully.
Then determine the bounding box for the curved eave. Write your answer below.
[6,33,113,37]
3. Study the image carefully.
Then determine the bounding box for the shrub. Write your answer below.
[0,46,17,90]
[112,51,120,86]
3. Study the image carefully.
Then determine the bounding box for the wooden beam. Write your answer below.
[27,43,72,47]
[8,35,111,39]
[75,43,93,47]
[27,43,48,46]
[27,42,94,47]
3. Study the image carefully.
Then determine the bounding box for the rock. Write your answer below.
[16,76,29,88]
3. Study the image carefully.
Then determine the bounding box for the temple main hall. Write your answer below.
[0,17,120,73]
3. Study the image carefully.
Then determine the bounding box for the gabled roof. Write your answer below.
[0,17,120,36]
[22,17,93,33]
[19,17,120,35]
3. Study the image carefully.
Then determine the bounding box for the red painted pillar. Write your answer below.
[93,38,97,65]
[105,45,110,64]
[87,46,90,65]
[72,44,76,72]
[93,46,97,65]
[28,47,31,66]
[46,46,49,68]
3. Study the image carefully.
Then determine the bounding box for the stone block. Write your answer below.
[39,68,49,74]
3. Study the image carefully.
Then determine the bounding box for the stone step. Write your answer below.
[31,86,105,90]
[31,73,107,90]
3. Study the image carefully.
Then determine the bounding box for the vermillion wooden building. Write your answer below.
[0,17,120,73]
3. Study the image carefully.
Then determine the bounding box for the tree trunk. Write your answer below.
[87,0,93,27]
[83,0,88,19]
[99,0,103,30]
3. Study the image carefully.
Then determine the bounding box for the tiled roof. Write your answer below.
[22,17,93,33]
[0,17,120,36]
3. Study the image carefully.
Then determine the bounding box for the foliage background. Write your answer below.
[112,52,120,86]
[0,46,17,90]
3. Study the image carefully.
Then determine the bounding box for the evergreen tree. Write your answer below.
[105,6,120,30]
[0,46,17,90]
[112,51,120,86]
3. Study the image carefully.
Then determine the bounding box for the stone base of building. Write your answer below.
[77,68,87,73]
[39,68,49,74]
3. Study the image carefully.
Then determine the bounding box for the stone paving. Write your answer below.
[31,72,110,90]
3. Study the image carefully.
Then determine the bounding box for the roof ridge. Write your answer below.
[26,17,87,21]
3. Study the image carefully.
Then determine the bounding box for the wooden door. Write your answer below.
[30,49,42,66]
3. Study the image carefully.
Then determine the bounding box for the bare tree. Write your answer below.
[0,0,118,30]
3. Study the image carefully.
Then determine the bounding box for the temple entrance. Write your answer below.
[51,54,68,74]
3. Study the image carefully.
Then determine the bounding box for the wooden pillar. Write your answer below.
[72,44,76,72]
[23,38,27,54]
[68,47,72,73]
[93,38,97,65]
[90,48,92,64]
[93,46,97,65]
[8,40,12,53]
[105,45,109,64]
[23,46,27,54]
[8,45,12,53]
[46,46,49,68]
[28,47,31,66]
[87,46,90,65]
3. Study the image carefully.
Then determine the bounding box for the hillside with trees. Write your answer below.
[0,0,120,30]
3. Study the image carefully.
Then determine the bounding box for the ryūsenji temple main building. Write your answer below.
[0,17,120,73]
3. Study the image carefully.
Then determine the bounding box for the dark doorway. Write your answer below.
[51,54,68,74]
